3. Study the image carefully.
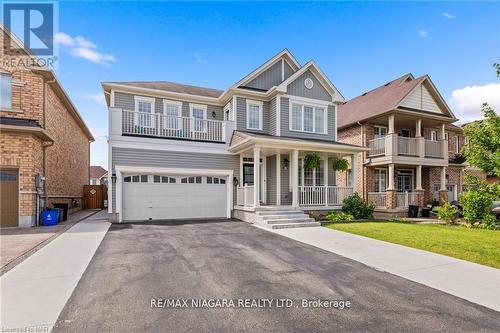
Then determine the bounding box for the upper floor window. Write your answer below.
[134,96,155,128]
[163,100,182,129]
[431,131,437,141]
[190,104,207,132]
[374,126,387,139]
[246,100,263,130]
[224,102,232,121]
[444,132,449,141]
[453,136,459,153]
[0,73,12,109]
[290,102,326,134]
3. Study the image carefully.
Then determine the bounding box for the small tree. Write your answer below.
[342,193,375,219]
[435,202,458,225]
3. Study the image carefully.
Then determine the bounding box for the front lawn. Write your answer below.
[325,222,500,268]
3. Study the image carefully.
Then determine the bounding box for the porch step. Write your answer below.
[255,210,302,215]
[270,222,321,229]
[260,214,310,220]
[265,218,315,224]
[254,208,319,229]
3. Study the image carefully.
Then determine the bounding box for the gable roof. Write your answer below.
[105,81,223,98]
[337,74,455,128]
[231,49,301,89]
[90,166,107,179]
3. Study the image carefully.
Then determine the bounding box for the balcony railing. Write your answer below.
[397,137,418,156]
[368,138,385,156]
[298,186,353,206]
[122,110,225,142]
[396,191,419,208]
[236,185,255,207]
[425,139,443,158]
[368,192,386,207]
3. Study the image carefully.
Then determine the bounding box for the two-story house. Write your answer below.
[103,50,365,228]
[337,73,476,216]
[0,26,94,227]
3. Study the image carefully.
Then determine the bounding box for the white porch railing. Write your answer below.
[122,110,225,142]
[396,191,419,208]
[368,192,386,207]
[236,185,255,207]
[299,186,354,206]
[425,139,443,158]
[397,137,418,156]
[368,138,385,156]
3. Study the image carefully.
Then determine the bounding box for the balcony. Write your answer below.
[368,134,447,162]
[120,109,228,143]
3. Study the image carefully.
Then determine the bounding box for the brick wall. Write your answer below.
[336,124,364,197]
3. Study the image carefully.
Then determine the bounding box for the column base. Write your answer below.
[385,189,397,209]
[414,189,425,208]
[439,190,448,205]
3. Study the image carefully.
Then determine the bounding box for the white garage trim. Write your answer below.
[115,166,233,222]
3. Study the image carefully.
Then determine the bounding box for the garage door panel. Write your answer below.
[122,175,227,221]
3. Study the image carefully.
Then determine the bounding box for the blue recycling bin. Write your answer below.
[41,209,60,226]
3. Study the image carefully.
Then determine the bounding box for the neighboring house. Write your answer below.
[103,49,365,225]
[0,27,94,228]
[337,73,482,216]
[90,166,108,185]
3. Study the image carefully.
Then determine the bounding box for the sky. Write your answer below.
[33,1,500,168]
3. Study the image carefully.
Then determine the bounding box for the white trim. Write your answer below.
[334,104,338,141]
[282,94,332,107]
[431,130,438,141]
[281,59,285,81]
[288,99,328,135]
[223,102,231,121]
[276,153,281,205]
[189,103,208,133]
[108,145,113,213]
[276,95,281,136]
[246,99,263,130]
[110,89,115,107]
[115,165,234,222]
[232,95,238,125]
[134,96,155,128]
[163,99,183,129]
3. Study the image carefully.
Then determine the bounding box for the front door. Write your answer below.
[0,169,19,227]
[242,162,265,204]
[397,170,413,192]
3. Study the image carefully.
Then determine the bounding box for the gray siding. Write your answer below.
[280,97,337,141]
[266,155,277,205]
[111,148,239,212]
[114,92,223,120]
[284,61,295,80]
[281,154,292,205]
[268,96,277,136]
[235,97,270,134]
[327,158,337,186]
[245,60,283,91]
[286,69,332,102]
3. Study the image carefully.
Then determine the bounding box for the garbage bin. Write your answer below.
[53,203,69,221]
[408,205,419,218]
[421,208,431,218]
[41,209,60,226]
[52,208,64,222]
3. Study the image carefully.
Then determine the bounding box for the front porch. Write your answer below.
[229,131,366,212]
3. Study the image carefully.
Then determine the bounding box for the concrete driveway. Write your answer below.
[54,220,499,333]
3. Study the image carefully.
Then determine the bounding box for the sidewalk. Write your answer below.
[272,226,500,312]
[1,209,100,274]
[0,210,110,332]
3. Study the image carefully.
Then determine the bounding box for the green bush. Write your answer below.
[480,214,500,230]
[460,188,494,225]
[342,193,375,219]
[325,212,353,222]
[435,202,458,225]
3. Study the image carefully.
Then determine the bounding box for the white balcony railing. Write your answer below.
[396,191,419,208]
[299,186,353,206]
[236,185,254,207]
[368,192,386,207]
[368,138,385,156]
[122,110,225,142]
[425,139,443,158]
[397,137,418,156]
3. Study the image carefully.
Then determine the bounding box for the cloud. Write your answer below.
[442,12,455,19]
[448,83,500,123]
[54,32,115,64]
[193,52,207,64]
[79,93,107,106]
[418,30,428,38]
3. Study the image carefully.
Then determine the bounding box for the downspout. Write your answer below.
[357,121,365,200]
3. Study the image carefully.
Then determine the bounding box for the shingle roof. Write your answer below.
[0,117,41,127]
[90,166,107,179]
[107,81,224,98]
[337,74,426,128]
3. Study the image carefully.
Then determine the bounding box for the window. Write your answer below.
[444,133,449,140]
[90,179,97,185]
[374,126,387,139]
[346,170,353,187]
[163,100,181,129]
[246,100,263,130]
[298,159,324,186]
[135,97,154,128]
[431,131,437,141]
[243,163,254,185]
[140,175,148,183]
[0,73,12,109]
[453,136,459,153]
[190,104,207,132]
[125,175,148,183]
[224,103,232,121]
[290,102,327,134]
[374,169,387,193]
[400,129,411,138]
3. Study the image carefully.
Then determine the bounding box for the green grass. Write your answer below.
[325,222,500,268]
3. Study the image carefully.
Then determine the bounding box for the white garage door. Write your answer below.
[122,174,227,221]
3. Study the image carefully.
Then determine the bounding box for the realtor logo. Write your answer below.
[2,0,57,56]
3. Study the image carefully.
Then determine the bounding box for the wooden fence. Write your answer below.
[83,185,107,209]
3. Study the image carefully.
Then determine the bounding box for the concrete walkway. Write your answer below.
[0,210,110,332]
[272,226,500,312]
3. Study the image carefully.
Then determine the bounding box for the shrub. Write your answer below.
[325,212,353,222]
[342,193,375,219]
[460,188,494,225]
[435,202,458,225]
[480,214,500,230]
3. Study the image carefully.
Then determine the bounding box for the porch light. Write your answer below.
[212,111,217,118]
[111,173,117,184]
[283,158,289,170]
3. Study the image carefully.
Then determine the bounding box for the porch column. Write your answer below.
[416,119,425,157]
[324,154,329,206]
[441,123,448,161]
[386,163,396,209]
[415,165,423,190]
[388,114,395,134]
[276,153,281,205]
[291,149,299,208]
[387,164,395,190]
[439,166,448,204]
[415,119,422,137]
[253,147,260,208]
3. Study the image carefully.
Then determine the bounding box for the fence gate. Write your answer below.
[83,185,107,209]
